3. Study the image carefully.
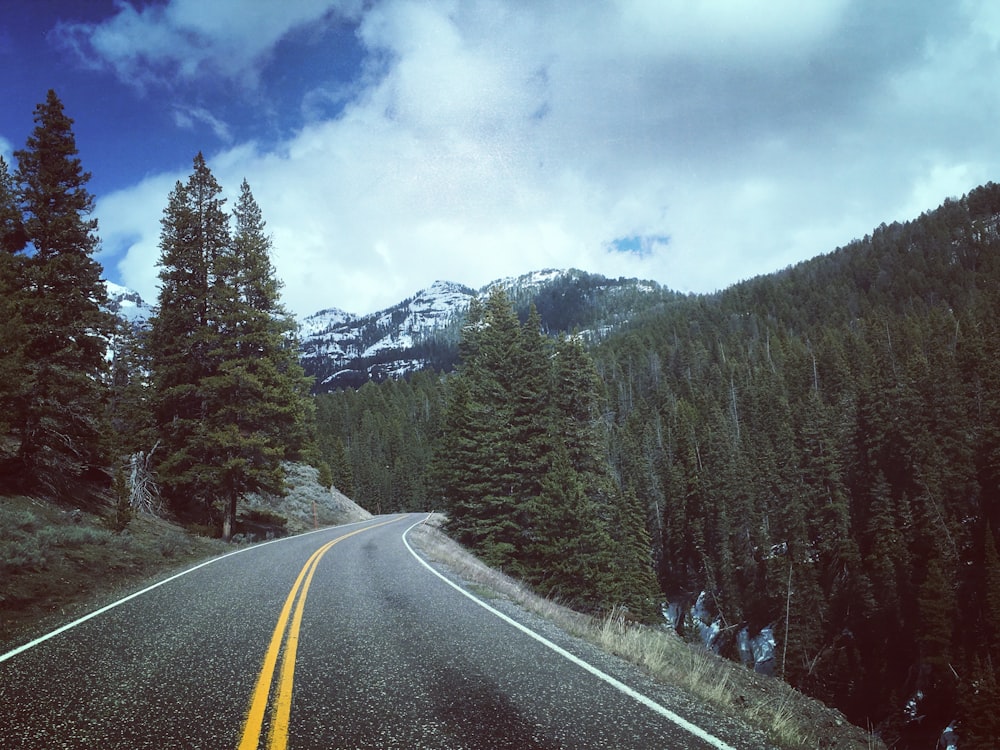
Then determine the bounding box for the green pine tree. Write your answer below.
[328,438,354,495]
[606,486,662,621]
[150,159,312,536]
[0,155,26,252]
[917,556,955,670]
[208,178,313,540]
[5,90,114,498]
[434,375,492,544]
[148,154,231,521]
[959,657,1000,749]
[0,156,28,460]
[528,443,617,610]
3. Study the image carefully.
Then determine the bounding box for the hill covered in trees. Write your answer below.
[595,186,1000,748]
[314,185,1000,748]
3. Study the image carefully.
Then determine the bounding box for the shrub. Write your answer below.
[0,506,42,533]
[156,530,191,559]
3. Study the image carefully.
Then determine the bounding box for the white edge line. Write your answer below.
[0,516,381,665]
[401,517,737,750]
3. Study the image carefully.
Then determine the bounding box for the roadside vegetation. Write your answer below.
[408,516,883,750]
[0,462,370,649]
[0,495,227,647]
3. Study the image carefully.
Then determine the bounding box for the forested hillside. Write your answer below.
[315,184,1000,748]
[596,185,1000,747]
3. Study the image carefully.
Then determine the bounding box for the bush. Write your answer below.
[0,506,42,533]
[188,522,219,539]
[155,529,191,559]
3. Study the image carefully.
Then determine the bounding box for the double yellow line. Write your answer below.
[237,518,400,750]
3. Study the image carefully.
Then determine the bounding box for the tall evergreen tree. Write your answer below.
[328,437,354,496]
[528,443,617,609]
[206,179,313,539]
[149,157,312,536]
[440,289,525,566]
[0,156,28,457]
[436,289,660,612]
[0,155,25,252]
[434,375,493,543]
[2,90,113,498]
[607,486,662,621]
[148,154,230,520]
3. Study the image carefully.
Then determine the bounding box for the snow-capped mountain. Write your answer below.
[104,281,154,327]
[299,280,476,389]
[300,269,670,391]
[102,270,671,392]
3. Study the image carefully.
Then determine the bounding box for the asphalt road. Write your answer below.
[0,515,748,749]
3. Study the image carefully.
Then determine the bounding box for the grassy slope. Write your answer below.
[0,495,229,647]
[0,463,371,649]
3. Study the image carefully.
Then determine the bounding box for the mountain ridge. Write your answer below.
[297,269,672,390]
[105,269,672,392]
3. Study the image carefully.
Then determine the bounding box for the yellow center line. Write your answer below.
[237,517,402,750]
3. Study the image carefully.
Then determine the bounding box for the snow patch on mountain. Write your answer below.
[297,307,356,339]
[103,270,668,391]
[298,280,476,388]
[104,281,154,327]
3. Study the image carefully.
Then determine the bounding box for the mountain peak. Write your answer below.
[104,280,154,326]
[102,271,667,392]
[299,269,668,391]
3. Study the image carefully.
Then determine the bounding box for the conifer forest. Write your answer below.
[2,90,1000,747]
[315,188,1000,747]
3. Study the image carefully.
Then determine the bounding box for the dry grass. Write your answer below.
[409,517,882,750]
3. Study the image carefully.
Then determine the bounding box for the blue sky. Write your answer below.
[3,1,999,317]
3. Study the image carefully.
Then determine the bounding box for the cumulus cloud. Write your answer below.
[97,168,187,303]
[92,0,1000,317]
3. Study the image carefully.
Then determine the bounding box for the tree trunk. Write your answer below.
[222,492,237,542]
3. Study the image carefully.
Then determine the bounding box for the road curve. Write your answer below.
[0,514,750,749]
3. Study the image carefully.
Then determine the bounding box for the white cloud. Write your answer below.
[57,0,365,89]
[99,0,1000,318]
[575,0,851,62]
[172,106,233,142]
[97,169,187,305]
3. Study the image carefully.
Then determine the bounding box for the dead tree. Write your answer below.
[129,441,163,516]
